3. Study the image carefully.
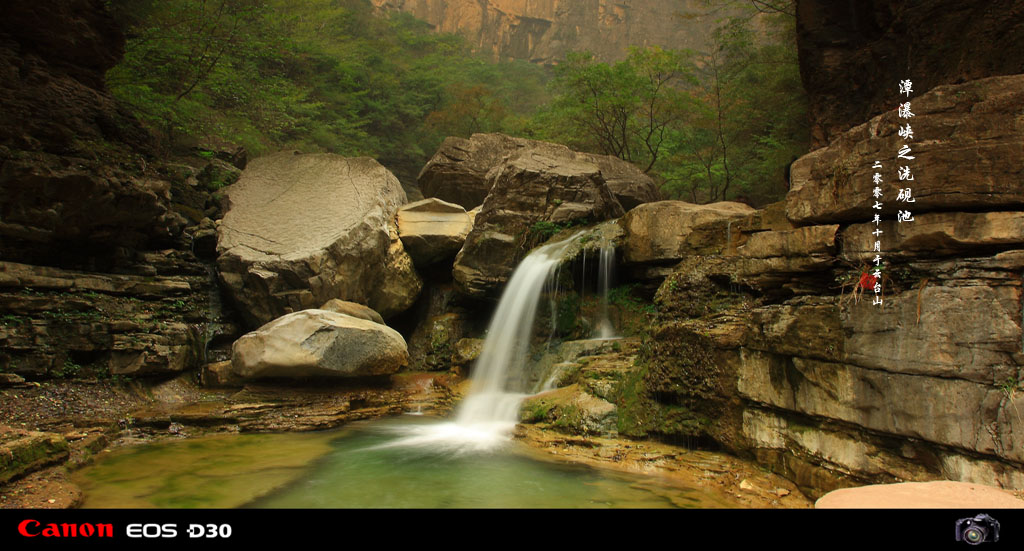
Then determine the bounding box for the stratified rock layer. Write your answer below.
[419,133,660,211]
[619,201,754,266]
[231,310,409,379]
[638,75,1024,498]
[217,152,421,326]
[787,75,1024,225]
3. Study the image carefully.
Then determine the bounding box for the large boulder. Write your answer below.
[418,133,661,211]
[216,152,422,326]
[787,75,1024,225]
[231,309,409,379]
[396,198,473,267]
[453,151,625,298]
[619,201,754,266]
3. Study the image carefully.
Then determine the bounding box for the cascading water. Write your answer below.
[593,239,617,340]
[376,232,584,454]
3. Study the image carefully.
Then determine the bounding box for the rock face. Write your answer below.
[217,152,422,326]
[1,152,186,263]
[0,0,186,264]
[787,75,1024,225]
[0,0,151,154]
[396,198,473,267]
[372,0,748,65]
[796,0,1024,147]
[453,151,625,298]
[418,133,660,211]
[639,74,1024,498]
[231,310,409,379]
[619,201,754,266]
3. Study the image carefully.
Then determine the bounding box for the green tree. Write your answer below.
[535,47,696,173]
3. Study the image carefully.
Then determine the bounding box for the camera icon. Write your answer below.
[955,513,1000,545]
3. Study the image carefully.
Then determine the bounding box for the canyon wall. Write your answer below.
[796,0,1024,148]
[371,0,734,64]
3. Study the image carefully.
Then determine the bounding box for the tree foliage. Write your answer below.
[106,0,550,181]
[531,6,808,206]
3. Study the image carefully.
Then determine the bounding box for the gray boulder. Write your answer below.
[231,309,409,379]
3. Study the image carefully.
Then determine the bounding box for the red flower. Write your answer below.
[858,272,877,289]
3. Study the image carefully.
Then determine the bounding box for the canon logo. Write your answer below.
[17,519,114,538]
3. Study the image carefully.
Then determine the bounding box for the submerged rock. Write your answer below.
[418,133,660,211]
[216,152,421,326]
[231,309,409,380]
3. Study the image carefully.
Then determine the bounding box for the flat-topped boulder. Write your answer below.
[620,201,755,266]
[418,133,660,211]
[396,198,473,267]
[216,152,421,326]
[231,309,409,379]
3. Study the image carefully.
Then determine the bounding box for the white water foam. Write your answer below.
[374,233,585,454]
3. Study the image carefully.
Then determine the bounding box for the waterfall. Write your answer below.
[375,232,583,454]
[593,240,617,339]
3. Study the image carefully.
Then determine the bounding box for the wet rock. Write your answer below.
[0,153,185,264]
[453,151,624,298]
[0,373,25,386]
[371,221,424,317]
[201,360,242,387]
[519,384,617,436]
[736,225,839,259]
[0,0,153,155]
[451,338,483,369]
[397,198,472,266]
[419,133,659,210]
[407,313,464,372]
[0,426,69,485]
[216,152,421,325]
[737,350,1024,464]
[0,262,192,297]
[231,309,409,379]
[109,323,201,376]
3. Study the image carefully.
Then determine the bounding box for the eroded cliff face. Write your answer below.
[796,0,1024,148]
[0,1,241,383]
[371,0,725,63]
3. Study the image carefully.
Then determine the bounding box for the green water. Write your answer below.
[76,417,727,508]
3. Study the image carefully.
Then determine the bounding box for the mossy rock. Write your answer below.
[0,428,70,484]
